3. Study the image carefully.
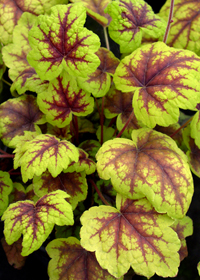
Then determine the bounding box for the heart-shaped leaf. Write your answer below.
[0,171,13,216]
[2,190,74,256]
[114,42,200,128]
[27,4,100,81]
[96,128,193,219]
[80,195,181,279]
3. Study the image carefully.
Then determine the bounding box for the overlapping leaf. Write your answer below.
[46,237,120,280]
[79,139,101,161]
[159,0,200,55]
[114,42,200,128]
[96,125,115,143]
[2,190,74,256]
[37,72,94,128]
[96,128,193,219]
[0,44,6,81]
[33,170,88,210]
[27,4,101,81]
[15,133,79,182]
[190,111,200,149]
[0,171,13,216]
[105,0,166,54]
[0,0,68,45]
[0,95,45,147]
[9,182,38,204]
[94,179,117,206]
[80,195,181,278]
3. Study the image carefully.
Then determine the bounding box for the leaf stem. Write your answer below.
[100,96,105,145]
[103,26,110,51]
[2,78,12,87]
[0,149,14,158]
[163,0,174,44]
[88,177,110,206]
[170,115,194,138]
[116,110,134,138]
[73,115,79,145]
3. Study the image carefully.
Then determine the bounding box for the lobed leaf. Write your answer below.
[2,190,74,256]
[96,128,193,219]
[114,42,200,128]
[0,171,13,216]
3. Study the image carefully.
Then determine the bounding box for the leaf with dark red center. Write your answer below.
[171,216,193,262]
[105,0,166,54]
[0,95,45,147]
[159,0,200,54]
[37,72,94,128]
[77,47,119,98]
[9,182,38,204]
[2,190,74,256]
[79,139,101,161]
[46,237,120,280]
[27,4,101,81]
[96,128,193,219]
[114,42,200,128]
[0,171,13,216]
[155,123,183,148]
[71,0,112,26]
[47,123,72,140]
[16,133,79,182]
[33,170,87,210]
[0,0,69,45]
[80,195,181,278]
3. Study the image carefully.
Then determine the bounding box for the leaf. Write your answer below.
[71,0,112,27]
[79,139,101,161]
[9,182,38,204]
[46,237,120,280]
[0,0,69,45]
[96,128,193,219]
[190,111,200,149]
[37,72,94,128]
[96,125,115,143]
[0,95,45,147]
[0,171,13,216]
[33,170,88,210]
[113,42,200,128]
[80,195,181,279]
[0,44,6,80]
[77,47,119,98]
[159,0,200,55]
[198,262,200,276]
[105,0,166,54]
[1,237,27,269]
[46,123,72,140]
[94,179,117,207]
[17,133,79,182]
[27,4,100,81]
[2,190,74,256]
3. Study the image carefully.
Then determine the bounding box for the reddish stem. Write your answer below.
[163,0,174,44]
[116,110,134,138]
[170,115,194,138]
[0,153,14,158]
[88,177,110,206]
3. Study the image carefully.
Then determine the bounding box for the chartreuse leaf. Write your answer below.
[114,42,200,128]
[198,262,200,275]
[0,44,6,81]
[80,195,181,278]
[159,0,200,55]
[2,190,73,256]
[96,125,115,143]
[105,0,166,54]
[70,0,112,27]
[0,95,45,147]
[190,111,200,149]
[0,171,13,216]
[0,0,68,45]
[2,12,49,95]
[46,237,120,280]
[17,134,79,182]
[27,4,100,81]
[96,128,193,219]
[37,72,94,128]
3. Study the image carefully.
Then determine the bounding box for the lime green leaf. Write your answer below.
[0,45,6,81]
[105,0,166,54]
[159,0,200,55]
[46,237,120,280]
[0,171,13,216]
[114,42,200,128]
[9,182,38,204]
[17,133,79,182]
[0,95,45,147]
[77,47,119,98]
[171,216,193,261]
[190,111,200,149]
[33,170,87,210]
[37,72,94,128]
[2,190,73,256]
[70,0,112,26]
[198,262,200,275]
[27,4,100,81]
[96,125,115,143]
[96,128,193,219]
[79,139,101,161]
[80,196,180,278]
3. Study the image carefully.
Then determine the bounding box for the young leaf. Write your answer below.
[0,95,45,147]
[46,237,121,280]
[37,72,94,128]
[27,4,101,81]
[0,171,13,216]
[96,128,193,219]
[18,134,79,182]
[9,182,38,204]
[105,0,166,54]
[80,196,181,279]
[114,42,200,128]
[2,190,74,256]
